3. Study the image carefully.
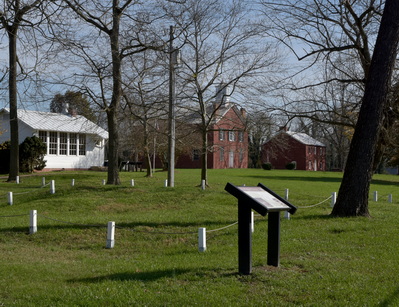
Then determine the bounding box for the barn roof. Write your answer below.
[1,108,108,139]
[285,131,325,147]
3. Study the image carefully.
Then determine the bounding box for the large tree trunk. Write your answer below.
[8,28,19,182]
[106,2,122,185]
[331,0,399,217]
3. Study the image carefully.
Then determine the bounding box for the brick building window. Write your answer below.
[193,149,200,161]
[219,129,225,141]
[228,130,235,141]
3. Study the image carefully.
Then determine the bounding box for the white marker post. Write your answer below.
[42,177,46,187]
[102,179,106,185]
[106,221,115,249]
[30,210,37,234]
[16,176,19,184]
[251,211,255,233]
[285,188,289,200]
[198,227,206,252]
[71,179,75,186]
[331,192,337,207]
[388,194,393,203]
[164,179,168,187]
[7,192,13,205]
[50,180,55,194]
[374,191,378,202]
[131,179,135,187]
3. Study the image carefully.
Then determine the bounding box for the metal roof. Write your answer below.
[1,108,108,139]
[285,131,325,147]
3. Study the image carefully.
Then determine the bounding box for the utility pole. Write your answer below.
[167,26,179,187]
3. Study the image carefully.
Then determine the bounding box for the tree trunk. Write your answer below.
[201,127,208,186]
[106,2,122,185]
[331,0,399,217]
[8,28,19,182]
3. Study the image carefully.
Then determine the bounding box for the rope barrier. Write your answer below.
[297,195,332,209]
[37,214,106,228]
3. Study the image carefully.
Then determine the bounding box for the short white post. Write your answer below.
[71,179,75,186]
[251,211,254,233]
[198,227,206,252]
[284,211,290,220]
[285,188,289,200]
[331,192,337,207]
[7,192,13,205]
[30,210,37,234]
[164,179,168,187]
[388,194,393,203]
[16,176,19,184]
[106,221,115,249]
[201,180,206,190]
[131,179,135,187]
[42,177,46,187]
[50,180,55,194]
[102,179,106,185]
[374,191,378,202]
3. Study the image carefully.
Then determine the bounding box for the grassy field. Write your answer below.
[1,168,399,306]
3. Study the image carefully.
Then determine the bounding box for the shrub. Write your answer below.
[286,161,296,170]
[261,162,272,170]
[19,136,46,172]
[0,141,10,173]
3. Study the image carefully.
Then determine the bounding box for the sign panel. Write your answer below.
[236,186,290,211]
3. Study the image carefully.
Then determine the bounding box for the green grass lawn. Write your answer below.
[1,169,399,306]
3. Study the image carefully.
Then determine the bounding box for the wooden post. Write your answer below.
[30,210,37,234]
[50,180,55,194]
[198,228,206,252]
[267,212,281,267]
[7,192,13,205]
[331,192,337,207]
[106,221,115,249]
[42,177,46,187]
[238,200,252,275]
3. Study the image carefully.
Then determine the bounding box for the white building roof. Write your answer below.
[285,131,325,147]
[1,108,108,139]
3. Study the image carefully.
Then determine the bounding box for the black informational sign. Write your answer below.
[225,183,297,275]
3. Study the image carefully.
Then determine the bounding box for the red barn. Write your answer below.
[261,129,326,171]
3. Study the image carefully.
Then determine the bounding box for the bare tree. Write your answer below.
[54,0,164,184]
[260,0,387,168]
[0,0,45,181]
[332,0,399,217]
[164,0,278,185]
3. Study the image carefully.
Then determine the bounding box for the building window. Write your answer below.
[220,147,224,161]
[193,149,200,161]
[238,131,244,142]
[49,132,58,155]
[79,134,86,155]
[70,133,77,155]
[228,130,235,142]
[219,129,225,141]
[59,133,68,155]
[39,131,47,145]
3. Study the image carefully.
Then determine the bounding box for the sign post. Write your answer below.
[225,183,297,274]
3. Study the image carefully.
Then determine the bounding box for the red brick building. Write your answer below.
[175,92,248,169]
[261,130,326,171]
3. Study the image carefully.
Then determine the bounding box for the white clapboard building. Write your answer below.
[0,108,108,170]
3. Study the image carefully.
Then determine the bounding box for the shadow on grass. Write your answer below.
[68,268,192,283]
[238,174,342,184]
[379,287,399,307]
